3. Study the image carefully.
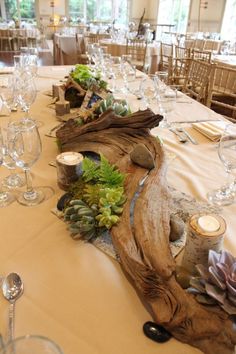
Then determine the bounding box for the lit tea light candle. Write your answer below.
[61,152,83,165]
[198,215,220,233]
[181,213,226,275]
[56,152,83,190]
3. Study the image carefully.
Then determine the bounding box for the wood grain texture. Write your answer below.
[56,108,236,354]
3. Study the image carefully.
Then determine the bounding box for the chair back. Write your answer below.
[206,65,236,119]
[191,48,212,63]
[183,59,214,103]
[158,43,174,81]
[126,38,147,70]
[194,39,205,50]
[203,39,222,53]
[175,45,191,59]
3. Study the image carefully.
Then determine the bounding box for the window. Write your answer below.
[68,0,129,25]
[157,0,191,33]
[221,0,236,41]
[4,0,35,21]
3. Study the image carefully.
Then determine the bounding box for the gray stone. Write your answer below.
[130,144,155,170]
[169,214,185,242]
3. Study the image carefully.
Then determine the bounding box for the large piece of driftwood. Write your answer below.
[56,109,236,354]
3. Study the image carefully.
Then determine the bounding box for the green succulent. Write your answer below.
[70,64,107,91]
[96,94,131,117]
[64,199,96,240]
[62,154,127,238]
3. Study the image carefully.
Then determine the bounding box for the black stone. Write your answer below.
[57,193,73,211]
[143,321,172,343]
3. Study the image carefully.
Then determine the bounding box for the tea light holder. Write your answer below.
[181,213,226,274]
[56,151,83,190]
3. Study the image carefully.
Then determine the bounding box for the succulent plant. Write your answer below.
[64,199,97,240]
[62,154,127,238]
[189,250,236,314]
[96,94,131,117]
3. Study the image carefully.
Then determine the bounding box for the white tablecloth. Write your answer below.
[0,66,235,354]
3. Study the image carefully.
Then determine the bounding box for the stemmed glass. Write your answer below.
[156,86,177,128]
[139,74,158,108]
[109,56,121,93]
[8,119,45,206]
[14,74,37,122]
[0,129,15,207]
[0,335,63,354]
[0,76,25,188]
[207,125,236,206]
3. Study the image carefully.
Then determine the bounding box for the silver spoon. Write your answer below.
[2,273,24,342]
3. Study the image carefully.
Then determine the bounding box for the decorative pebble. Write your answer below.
[57,193,73,211]
[169,214,185,242]
[130,144,155,170]
[143,321,172,343]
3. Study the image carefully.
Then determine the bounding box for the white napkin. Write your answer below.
[192,121,227,141]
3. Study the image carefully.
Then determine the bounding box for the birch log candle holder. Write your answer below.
[56,151,83,190]
[55,87,70,116]
[181,213,226,274]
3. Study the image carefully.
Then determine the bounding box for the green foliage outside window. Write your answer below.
[4,0,35,20]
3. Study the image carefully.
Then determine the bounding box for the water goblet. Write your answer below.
[156,86,177,128]
[138,74,158,108]
[0,125,25,189]
[207,126,236,206]
[0,134,15,207]
[155,71,168,94]
[14,74,37,123]
[0,335,63,354]
[8,119,45,206]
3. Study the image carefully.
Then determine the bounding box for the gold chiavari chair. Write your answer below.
[158,42,174,81]
[183,59,215,104]
[76,33,88,64]
[126,38,148,71]
[169,46,191,86]
[191,48,212,63]
[84,33,100,45]
[194,39,205,50]
[206,65,236,120]
[0,29,13,51]
[203,39,223,53]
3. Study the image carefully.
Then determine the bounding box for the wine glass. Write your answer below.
[207,126,236,206]
[0,125,25,189]
[0,74,16,115]
[156,86,177,128]
[14,74,37,122]
[8,119,45,206]
[0,129,15,207]
[0,335,63,354]
[139,74,158,108]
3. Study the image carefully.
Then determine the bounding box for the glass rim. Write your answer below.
[0,334,63,354]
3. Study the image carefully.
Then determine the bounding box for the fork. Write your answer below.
[169,128,188,143]
[176,127,198,145]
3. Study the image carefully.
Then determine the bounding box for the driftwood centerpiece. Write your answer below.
[56,108,236,354]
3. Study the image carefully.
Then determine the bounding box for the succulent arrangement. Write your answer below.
[63,154,126,241]
[75,93,131,125]
[189,249,236,315]
[95,94,131,117]
[70,64,108,91]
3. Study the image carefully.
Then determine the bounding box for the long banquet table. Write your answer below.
[0,66,236,354]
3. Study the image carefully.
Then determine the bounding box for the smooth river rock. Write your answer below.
[130,144,155,170]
